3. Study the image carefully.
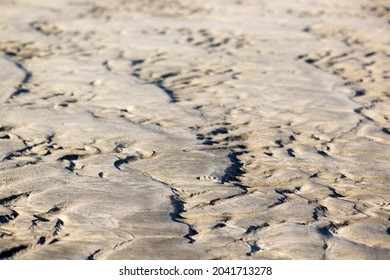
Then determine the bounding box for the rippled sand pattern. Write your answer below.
[0,0,389,259]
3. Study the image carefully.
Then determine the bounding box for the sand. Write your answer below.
[0,0,389,260]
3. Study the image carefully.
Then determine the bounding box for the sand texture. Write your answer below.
[0,0,389,260]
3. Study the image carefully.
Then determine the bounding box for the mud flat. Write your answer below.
[0,0,389,259]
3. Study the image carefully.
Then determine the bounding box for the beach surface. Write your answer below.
[0,0,389,259]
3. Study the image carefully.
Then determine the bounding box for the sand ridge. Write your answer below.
[0,0,389,259]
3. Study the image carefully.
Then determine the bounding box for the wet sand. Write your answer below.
[0,0,389,259]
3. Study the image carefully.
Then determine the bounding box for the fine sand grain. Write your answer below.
[0,0,389,259]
